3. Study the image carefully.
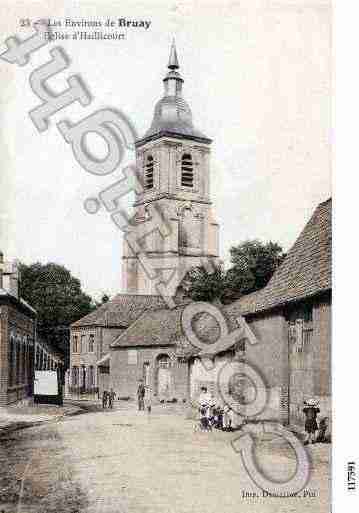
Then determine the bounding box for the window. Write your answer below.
[144,155,154,190]
[21,339,26,383]
[158,354,171,368]
[88,366,95,387]
[88,335,94,353]
[181,153,193,187]
[36,347,40,370]
[128,349,138,365]
[16,339,21,385]
[143,362,150,386]
[80,335,86,353]
[72,366,79,386]
[288,308,313,354]
[9,335,15,386]
[73,336,78,353]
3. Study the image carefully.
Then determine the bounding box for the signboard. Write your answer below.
[34,370,63,405]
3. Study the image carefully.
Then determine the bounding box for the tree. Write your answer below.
[19,262,94,367]
[182,265,226,303]
[226,240,286,300]
[184,240,286,304]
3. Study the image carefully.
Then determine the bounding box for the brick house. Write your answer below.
[0,255,36,406]
[109,305,190,402]
[69,295,166,395]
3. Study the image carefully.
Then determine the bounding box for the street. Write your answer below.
[0,402,330,513]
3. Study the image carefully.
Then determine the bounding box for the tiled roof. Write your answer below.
[110,301,223,356]
[0,288,37,315]
[233,198,332,315]
[110,306,183,348]
[71,294,167,328]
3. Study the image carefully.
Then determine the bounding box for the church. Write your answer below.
[70,40,221,401]
[69,42,331,428]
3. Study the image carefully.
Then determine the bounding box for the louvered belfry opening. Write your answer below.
[144,155,154,189]
[181,153,193,187]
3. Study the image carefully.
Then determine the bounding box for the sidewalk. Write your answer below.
[0,400,81,433]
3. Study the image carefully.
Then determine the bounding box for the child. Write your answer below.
[222,404,232,431]
[144,385,152,413]
[303,399,320,444]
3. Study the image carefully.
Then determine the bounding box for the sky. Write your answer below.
[0,0,331,300]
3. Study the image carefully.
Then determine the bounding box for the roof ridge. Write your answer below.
[235,198,331,315]
[110,310,148,347]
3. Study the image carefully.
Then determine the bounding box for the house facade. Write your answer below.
[0,253,65,406]
[69,295,166,395]
[0,255,36,406]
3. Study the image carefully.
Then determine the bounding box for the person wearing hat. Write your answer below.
[303,398,320,444]
[137,379,145,411]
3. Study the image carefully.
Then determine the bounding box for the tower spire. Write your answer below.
[168,39,179,70]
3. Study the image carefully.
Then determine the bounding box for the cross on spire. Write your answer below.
[168,39,179,70]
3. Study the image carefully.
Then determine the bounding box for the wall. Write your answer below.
[69,325,124,392]
[288,297,331,429]
[244,312,287,422]
[0,302,35,406]
[0,304,9,405]
[110,345,189,403]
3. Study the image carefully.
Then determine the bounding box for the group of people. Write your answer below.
[104,381,327,443]
[197,386,235,431]
[102,388,116,409]
[197,387,329,443]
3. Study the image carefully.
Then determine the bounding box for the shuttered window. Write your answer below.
[144,155,154,189]
[181,153,193,187]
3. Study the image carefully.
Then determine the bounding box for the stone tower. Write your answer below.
[122,41,220,295]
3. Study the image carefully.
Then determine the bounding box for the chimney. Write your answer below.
[2,259,20,299]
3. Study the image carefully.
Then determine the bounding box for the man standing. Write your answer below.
[144,385,152,413]
[137,379,145,411]
[108,388,116,409]
[102,390,108,409]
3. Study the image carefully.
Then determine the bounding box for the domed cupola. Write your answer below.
[137,40,211,146]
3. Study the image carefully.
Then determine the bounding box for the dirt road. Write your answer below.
[0,403,330,513]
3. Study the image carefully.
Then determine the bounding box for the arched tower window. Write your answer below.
[73,336,78,353]
[88,335,94,353]
[144,155,154,190]
[181,153,193,187]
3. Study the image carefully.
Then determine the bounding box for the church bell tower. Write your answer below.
[122,41,220,295]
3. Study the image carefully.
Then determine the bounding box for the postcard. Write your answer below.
[0,2,334,512]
